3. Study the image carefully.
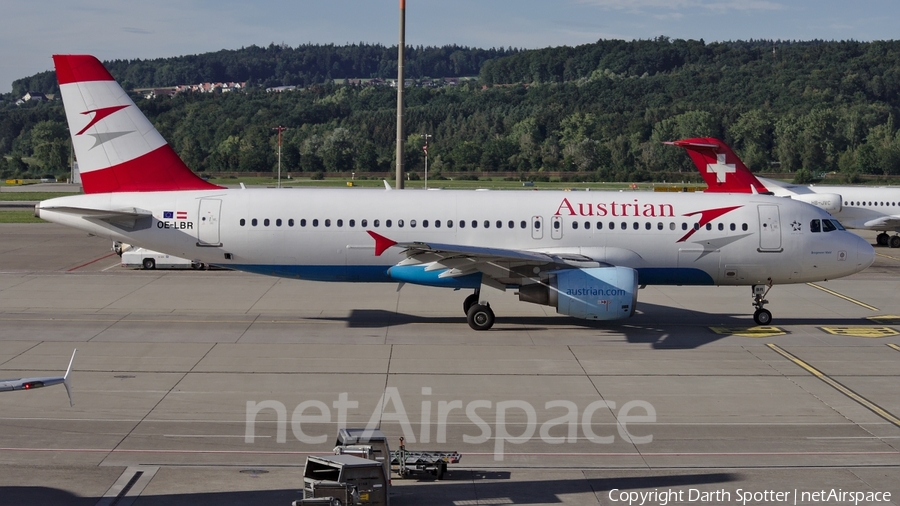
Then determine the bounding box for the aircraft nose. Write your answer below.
[856,233,875,271]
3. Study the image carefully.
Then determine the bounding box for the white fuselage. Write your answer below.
[37,188,872,288]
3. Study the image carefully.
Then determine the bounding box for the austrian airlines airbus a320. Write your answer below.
[37,56,875,329]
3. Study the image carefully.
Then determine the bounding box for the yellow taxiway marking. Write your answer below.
[876,252,900,261]
[709,326,786,338]
[820,327,899,338]
[767,344,900,428]
[888,343,900,353]
[806,283,879,311]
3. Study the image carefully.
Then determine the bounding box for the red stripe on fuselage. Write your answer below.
[53,55,115,84]
[80,144,222,193]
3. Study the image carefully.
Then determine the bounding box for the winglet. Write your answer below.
[367,231,398,256]
[383,180,393,191]
[669,137,770,194]
[63,349,76,407]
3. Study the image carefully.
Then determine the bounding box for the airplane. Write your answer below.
[0,350,76,407]
[35,55,874,329]
[672,137,900,248]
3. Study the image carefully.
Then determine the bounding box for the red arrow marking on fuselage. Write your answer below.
[677,205,743,243]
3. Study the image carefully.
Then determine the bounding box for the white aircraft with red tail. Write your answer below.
[36,56,874,328]
[673,137,900,248]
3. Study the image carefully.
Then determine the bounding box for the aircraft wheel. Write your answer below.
[890,236,900,249]
[142,258,156,270]
[462,293,479,315]
[877,232,890,246]
[466,303,494,331]
[753,308,772,326]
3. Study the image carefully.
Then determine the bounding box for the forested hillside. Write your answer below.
[3,39,900,183]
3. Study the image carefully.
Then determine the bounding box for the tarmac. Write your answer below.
[0,223,898,505]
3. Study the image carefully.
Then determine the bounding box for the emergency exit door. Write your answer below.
[197,198,222,246]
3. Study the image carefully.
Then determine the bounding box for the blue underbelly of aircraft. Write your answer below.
[226,264,714,287]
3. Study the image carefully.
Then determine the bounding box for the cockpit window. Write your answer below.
[822,219,837,232]
[810,219,821,233]
[830,219,845,231]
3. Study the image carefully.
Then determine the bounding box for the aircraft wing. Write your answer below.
[367,231,603,288]
[863,216,900,230]
[0,350,76,407]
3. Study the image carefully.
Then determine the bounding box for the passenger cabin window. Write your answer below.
[289,219,295,227]
[264,219,270,226]
[520,221,526,229]
[252,218,258,227]
[276,219,282,227]
[349,219,355,227]
[313,219,319,227]
[240,219,246,226]
[386,220,392,228]
[325,219,331,227]
[300,219,307,227]
[361,219,367,227]
[337,219,343,227]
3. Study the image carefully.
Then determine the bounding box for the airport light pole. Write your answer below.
[395,0,406,189]
[422,133,432,189]
[273,125,287,188]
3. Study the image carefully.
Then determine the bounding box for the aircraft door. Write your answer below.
[531,216,543,240]
[197,198,222,246]
[757,205,782,252]
[551,216,563,240]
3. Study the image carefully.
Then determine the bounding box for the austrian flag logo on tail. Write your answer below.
[176,211,188,220]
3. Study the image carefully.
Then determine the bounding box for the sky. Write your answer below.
[2,0,898,93]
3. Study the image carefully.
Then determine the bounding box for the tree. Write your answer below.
[728,109,773,172]
[30,121,69,173]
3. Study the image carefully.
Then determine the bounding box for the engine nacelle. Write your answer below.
[518,266,638,320]
[792,193,842,213]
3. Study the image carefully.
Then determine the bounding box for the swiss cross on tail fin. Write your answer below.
[666,138,770,194]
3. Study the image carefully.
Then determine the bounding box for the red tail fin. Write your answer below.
[668,137,769,194]
[53,55,221,194]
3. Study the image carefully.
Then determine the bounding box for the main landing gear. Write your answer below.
[876,232,900,249]
[752,280,773,326]
[463,290,495,331]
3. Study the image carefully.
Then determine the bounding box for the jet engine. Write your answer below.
[791,193,842,213]
[518,266,638,320]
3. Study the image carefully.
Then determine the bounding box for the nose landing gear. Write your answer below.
[752,280,773,325]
